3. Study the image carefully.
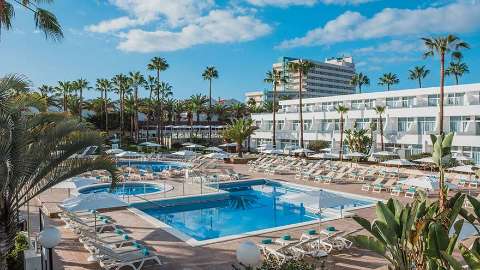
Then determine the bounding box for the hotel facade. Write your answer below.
[250,83,480,164]
[245,56,356,104]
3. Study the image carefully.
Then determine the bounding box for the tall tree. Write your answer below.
[288,59,314,149]
[95,78,112,132]
[202,66,219,144]
[221,119,256,158]
[264,69,286,149]
[189,94,208,124]
[374,106,386,151]
[73,79,90,121]
[111,74,130,140]
[0,0,63,41]
[350,72,370,93]
[378,73,399,91]
[143,76,157,141]
[445,62,469,85]
[335,105,349,161]
[37,84,60,109]
[155,82,173,145]
[128,72,146,143]
[408,65,430,88]
[423,35,470,134]
[55,81,71,112]
[147,57,169,144]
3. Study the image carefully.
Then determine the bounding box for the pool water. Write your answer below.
[79,183,163,196]
[134,180,375,241]
[116,161,184,172]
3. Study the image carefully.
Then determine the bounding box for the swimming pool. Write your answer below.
[78,182,168,196]
[132,179,377,244]
[116,160,185,172]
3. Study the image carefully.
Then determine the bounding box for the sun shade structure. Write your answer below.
[448,165,478,174]
[414,157,436,164]
[105,148,124,155]
[291,148,315,154]
[345,152,366,158]
[381,159,416,166]
[184,143,205,149]
[172,150,197,156]
[219,143,237,147]
[398,176,458,191]
[205,146,224,152]
[262,149,284,155]
[60,192,128,212]
[204,152,231,159]
[310,153,339,159]
[115,151,145,158]
[373,151,399,157]
[52,178,98,189]
[139,142,161,147]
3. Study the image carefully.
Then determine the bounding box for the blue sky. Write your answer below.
[1,0,479,101]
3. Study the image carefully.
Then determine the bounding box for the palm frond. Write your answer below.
[34,7,63,41]
[0,0,14,31]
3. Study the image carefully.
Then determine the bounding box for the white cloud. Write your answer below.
[245,0,317,7]
[278,1,480,48]
[86,17,145,33]
[117,10,272,53]
[353,40,424,55]
[245,0,374,7]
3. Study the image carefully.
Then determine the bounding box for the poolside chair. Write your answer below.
[372,178,397,193]
[290,237,331,259]
[90,241,162,270]
[258,239,299,264]
[361,177,385,191]
[405,186,416,198]
[80,229,135,248]
[390,184,402,196]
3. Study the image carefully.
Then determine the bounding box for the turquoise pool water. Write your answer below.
[78,182,163,196]
[133,180,375,241]
[116,161,184,172]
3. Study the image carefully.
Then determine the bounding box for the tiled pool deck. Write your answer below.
[31,162,465,270]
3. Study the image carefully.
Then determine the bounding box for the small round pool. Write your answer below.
[78,182,170,196]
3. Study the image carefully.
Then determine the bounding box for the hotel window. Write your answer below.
[450,116,470,133]
[386,97,401,108]
[351,100,363,110]
[292,120,300,131]
[428,95,440,106]
[331,119,340,131]
[303,120,313,130]
[364,99,375,109]
[417,117,436,134]
[398,117,414,132]
[354,118,370,130]
[320,120,328,131]
[401,97,414,107]
[276,120,284,130]
[446,93,465,106]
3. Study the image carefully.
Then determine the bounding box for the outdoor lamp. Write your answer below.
[38,226,61,270]
[236,241,261,268]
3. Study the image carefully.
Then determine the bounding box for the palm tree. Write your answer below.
[288,59,314,149]
[422,35,470,134]
[230,103,247,120]
[0,0,63,41]
[189,94,208,124]
[264,69,287,149]
[202,66,219,143]
[95,78,112,132]
[37,84,60,109]
[128,72,146,143]
[111,74,130,140]
[378,73,399,91]
[147,57,169,143]
[213,103,229,123]
[143,75,157,141]
[408,66,430,88]
[173,100,185,124]
[374,106,386,151]
[445,62,469,85]
[74,79,90,121]
[156,82,173,144]
[350,72,370,93]
[221,119,256,158]
[55,81,72,112]
[0,75,118,269]
[335,105,349,161]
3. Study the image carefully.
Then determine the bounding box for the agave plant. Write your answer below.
[349,192,466,270]
[0,75,118,269]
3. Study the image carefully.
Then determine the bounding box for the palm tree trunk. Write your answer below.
[120,90,124,138]
[208,79,212,143]
[63,93,67,112]
[418,78,422,88]
[134,87,139,143]
[105,90,109,133]
[439,53,445,134]
[237,143,243,158]
[387,84,390,91]
[359,85,362,93]
[159,101,164,146]
[79,88,83,121]
[146,90,152,141]
[339,115,344,161]
[455,75,459,85]
[0,197,15,270]
[299,72,304,149]
[272,83,277,149]
[379,115,384,150]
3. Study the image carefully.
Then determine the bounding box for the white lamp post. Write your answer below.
[38,227,61,270]
[236,241,261,268]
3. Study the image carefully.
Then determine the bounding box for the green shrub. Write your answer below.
[7,232,29,270]
[233,258,317,270]
[307,140,329,152]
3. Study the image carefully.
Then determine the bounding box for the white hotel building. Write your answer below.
[251,83,480,163]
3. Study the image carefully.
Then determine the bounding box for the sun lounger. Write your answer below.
[361,177,385,191]
[80,229,135,248]
[90,241,162,270]
[290,237,331,259]
[258,239,299,264]
[405,186,416,198]
[390,184,402,196]
[372,178,397,193]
